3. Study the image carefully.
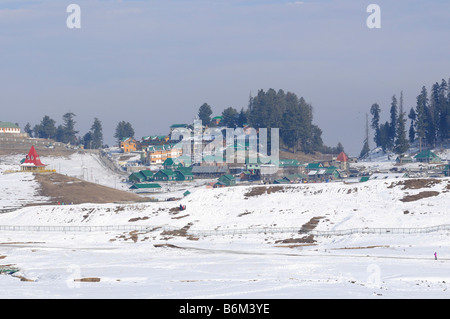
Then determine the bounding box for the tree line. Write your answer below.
[363,78,449,158]
[197,88,344,155]
[24,113,104,149]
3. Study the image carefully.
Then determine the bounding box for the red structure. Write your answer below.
[336,151,348,162]
[20,146,47,172]
[336,151,349,170]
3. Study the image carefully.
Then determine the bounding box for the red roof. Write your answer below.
[21,145,46,167]
[336,151,348,162]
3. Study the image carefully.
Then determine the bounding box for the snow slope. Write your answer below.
[0,151,449,299]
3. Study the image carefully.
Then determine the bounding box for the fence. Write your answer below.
[1,224,450,237]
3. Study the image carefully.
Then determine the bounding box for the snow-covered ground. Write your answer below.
[0,150,449,299]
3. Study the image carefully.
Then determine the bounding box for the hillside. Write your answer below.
[0,150,449,298]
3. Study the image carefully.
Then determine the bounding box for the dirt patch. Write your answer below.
[160,223,199,241]
[171,214,190,220]
[275,235,316,244]
[275,217,323,246]
[244,186,285,198]
[299,216,324,232]
[400,191,440,202]
[128,216,149,222]
[74,277,101,282]
[238,210,252,217]
[388,178,441,190]
[32,173,148,205]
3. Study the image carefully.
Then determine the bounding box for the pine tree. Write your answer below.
[198,103,212,127]
[394,91,409,154]
[370,103,381,146]
[237,108,248,127]
[221,107,239,128]
[415,86,428,151]
[61,112,78,145]
[35,115,57,139]
[82,131,93,149]
[378,121,391,153]
[24,123,32,137]
[359,113,370,159]
[437,79,449,141]
[389,95,398,150]
[408,107,416,143]
[90,118,103,149]
[114,121,134,144]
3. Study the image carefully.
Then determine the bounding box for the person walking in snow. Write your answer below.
[434,252,437,260]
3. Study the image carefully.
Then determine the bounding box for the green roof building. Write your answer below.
[128,172,146,183]
[0,121,21,133]
[414,150,441,163]
[153,169,176,181]
[306,163,323,171]
[129,183,162,192]
[217,174,236,186]
[175,167,194,181]
[140,170,154,181]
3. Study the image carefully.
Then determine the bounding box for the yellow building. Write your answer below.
[120,137,137,153]
[146,144,182,165]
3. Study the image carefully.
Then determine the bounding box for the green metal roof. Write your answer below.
[129,172,145,180]
[414,150,440,159]
[279,159,300,167]
[156,169,175,176]
[130,183,161,189]
[307,163,322,169]
[0,121,19,128]
[175,167,193,176]
[140,170,154,177]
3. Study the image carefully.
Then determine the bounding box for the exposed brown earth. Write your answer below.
[244,186,285,198]
[32,172,148,205]
[388,178,443,190]
[400,191,440,202]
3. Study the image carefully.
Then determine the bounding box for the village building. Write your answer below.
[278,159,304,175]
[153,169,177,181]
[129,183,162,193]
[395,154,414,164]
[443,164,450,177]
[307,166,340,182]
[128,171,146,183]
[20,146,47,172]
[162,157,184,170]
[169,124,190,141]
[214,174,236,187]
[128,170,155,183]
[305,162,323,172]
[140,135,169,146]
[336,151,349,170]
[0,121,21,134]
[145,144,182,165]
[120,137,137,153]
[414,150,441,163]
[211,116,223,126]
[174,167,194,181]
[192,165,228,178]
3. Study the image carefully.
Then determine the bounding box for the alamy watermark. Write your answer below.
[366,4,381,29]
[171,120,279,169]
[66,4,81,29]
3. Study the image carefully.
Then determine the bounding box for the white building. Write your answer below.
[0,122,21,134]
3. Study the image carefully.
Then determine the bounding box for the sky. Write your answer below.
[0,0,449,156]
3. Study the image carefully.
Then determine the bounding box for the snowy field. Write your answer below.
[0,151,449,299]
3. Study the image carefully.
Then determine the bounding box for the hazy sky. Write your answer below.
[1,0,449,156]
